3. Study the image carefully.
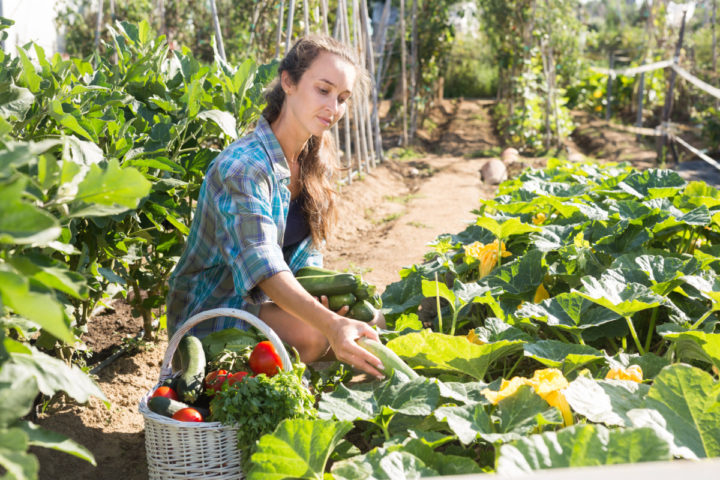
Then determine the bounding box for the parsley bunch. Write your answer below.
[209,365,317,453]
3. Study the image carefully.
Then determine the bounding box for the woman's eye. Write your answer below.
[338,97,348,104]
[318,88,329,95]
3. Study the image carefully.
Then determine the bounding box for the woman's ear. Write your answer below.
[280,71,295,95]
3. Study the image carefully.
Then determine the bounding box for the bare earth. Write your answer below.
[32,98,678,479]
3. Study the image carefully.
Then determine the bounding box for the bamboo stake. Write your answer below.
[303,0,310,36]
[110,0,117,63]
[321,0,329,35]
[285,0,296,54]
[276,0,285,58]
[340,0,362,175]
[713,0,717,73]
[210,0,226,61]
[95,0,104,52]
[248,0,263,51]
[358,0,381,165]
[399,0,408,146]
[321,0,340,160]
[352,0,369,172]
[335,0,353,184]
[408,0,419,142]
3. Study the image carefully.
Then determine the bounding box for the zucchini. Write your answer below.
[296,266,339,277]
[328,292,357,311]
[357,337,418,379]
[296,273,360,296]
[175,335,206,403]
[354,281,377,300]
[348,300,377,322]
[148,396,209,419]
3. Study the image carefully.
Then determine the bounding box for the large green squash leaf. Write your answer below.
[332,449,438,479]
[247,418,352,480]
[386,330,524,381]
[661,331,720,371]
[629,364,720,459]
[564,376,649,427]
[434,385,561,445]
[497,424,671,475]
[318,375,439,422]
[517,293,619,334]
[523,340,604,375]
[618,169,686,199]
[575,274,663,317]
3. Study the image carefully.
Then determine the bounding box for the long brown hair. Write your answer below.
[262,35,369,246]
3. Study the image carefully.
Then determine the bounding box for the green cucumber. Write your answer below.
[354,281,377,300]
[175,335,206,404]
[357,337,418,379]
[348,300,377,322]
[328,292,357,311]
[148,396,209,419]
[296,273,361,296]
[296,266,339,277]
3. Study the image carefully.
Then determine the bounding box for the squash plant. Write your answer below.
[244,159,720,478]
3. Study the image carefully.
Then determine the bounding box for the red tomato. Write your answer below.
[204,369,230,393]
[172,407,204,422]
[249,341,283,377]
[151,386,179,401]
[227,371,250,386]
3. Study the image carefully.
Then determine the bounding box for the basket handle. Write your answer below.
[158,308,293,382]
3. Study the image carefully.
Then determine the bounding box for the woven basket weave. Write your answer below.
[138,308,292,479]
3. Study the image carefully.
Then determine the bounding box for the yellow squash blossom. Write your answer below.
[532,212,547,225]
[481,376,529,405]
[466,329,485,345]
[605,365,643,383]
[464,240,511,278]
[533,284,550,303]
[481,368,574,426]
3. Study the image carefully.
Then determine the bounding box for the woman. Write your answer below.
[166,35,385,379]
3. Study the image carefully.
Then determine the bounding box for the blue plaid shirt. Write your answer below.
[166,116,322,338]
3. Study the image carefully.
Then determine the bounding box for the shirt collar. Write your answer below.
[255,115,290,181]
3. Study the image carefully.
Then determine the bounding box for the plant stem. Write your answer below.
[691,309,716,330]
[621,335,628,351]
[644,308,659,353]
[607,337,620,354]
[496,237,503,268]
[434,272,443,333]
[624,316,645,355]
[549,327,569,343]
[450,311,458,336]
[506,356,523,379]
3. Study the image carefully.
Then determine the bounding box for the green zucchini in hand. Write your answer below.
[296,273,361,296]
[348,300,377,322]
[295,266,339,277]
[328,292,357,311]
[357,337,418,379]
[175,335,206,403]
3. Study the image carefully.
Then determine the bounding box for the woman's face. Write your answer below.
[282,51,357,138]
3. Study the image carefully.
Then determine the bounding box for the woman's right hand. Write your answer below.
[325,313,385,379]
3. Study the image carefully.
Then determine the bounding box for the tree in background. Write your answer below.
[481,0,583,152]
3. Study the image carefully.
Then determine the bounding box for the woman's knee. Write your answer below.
[294,327,330,363]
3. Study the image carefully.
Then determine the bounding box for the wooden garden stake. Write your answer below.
[636,72,645,142]
[276,0,285,58]
[95,0,104,52]
[400,0,408,146]
[303,0,310,36]
[285,0,296,54]
[657,8,688,166]
[408,0,419,142]
[359,0,383,164]
[210,0,226,61]
[606,50,614,121]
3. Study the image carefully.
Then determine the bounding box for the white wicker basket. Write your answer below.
[139,308,292,480]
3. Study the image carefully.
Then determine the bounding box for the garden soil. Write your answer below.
[31,98,709,479]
